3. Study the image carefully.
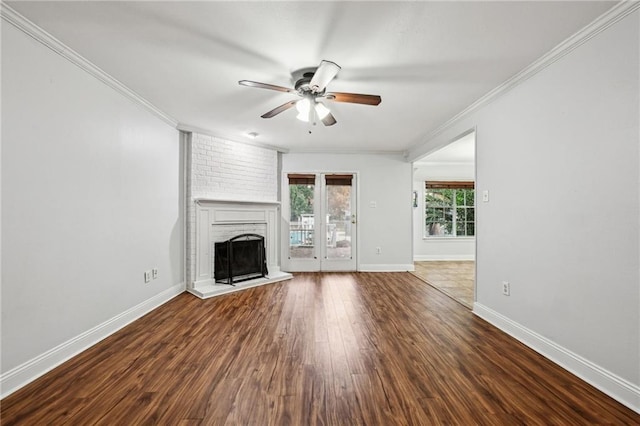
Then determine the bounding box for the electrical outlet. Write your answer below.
[144,271,151,283]
[152,268,158,279]
[502,281,510,296]
[375,247,382,254]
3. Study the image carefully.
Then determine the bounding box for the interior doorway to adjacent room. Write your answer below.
[411,130,476,308]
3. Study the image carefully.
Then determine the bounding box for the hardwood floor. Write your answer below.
[412,261,475,309]
[2,272,637,425]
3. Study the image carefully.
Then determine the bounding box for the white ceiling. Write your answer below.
[7,1,615,154]
[416,131,475,165]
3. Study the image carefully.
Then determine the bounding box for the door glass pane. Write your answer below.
[289,183,315,259]
[326,184,352,259]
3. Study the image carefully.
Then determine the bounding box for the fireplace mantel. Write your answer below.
[189,199,291,299]
[195,198,281,205]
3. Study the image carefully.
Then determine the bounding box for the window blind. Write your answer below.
[425,181,474,189]
[288,174,315,185]
[325,174,353,186]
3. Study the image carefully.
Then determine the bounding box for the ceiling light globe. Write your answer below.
[314,102,330,120]
[296,98,311,122]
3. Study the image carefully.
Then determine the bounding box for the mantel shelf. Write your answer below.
[194,198,280,206]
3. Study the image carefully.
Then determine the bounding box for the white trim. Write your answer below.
[195,198,279,205]
[288,148,406,156]
[405,0,640,162]
[181,132,190,290]
[415,161,475,167]
[414,255,475,261]
[0,3,179,128]
[0,282,186,399]
[473,303,640,414]
[359,264,415,272]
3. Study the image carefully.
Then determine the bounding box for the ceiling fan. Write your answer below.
[239,60,381,127]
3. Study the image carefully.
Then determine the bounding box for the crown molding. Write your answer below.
[0,3,179,128]
[414,161,474,167]
[287,148,406,156]
[406,0,640,161]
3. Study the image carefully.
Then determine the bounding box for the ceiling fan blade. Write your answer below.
[239,80,297,93]
[320,112,337,126]
[325,92,382,106]
[261,100,298,118]
[309,60,341,93]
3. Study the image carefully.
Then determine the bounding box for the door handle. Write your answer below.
[351,214,357,224]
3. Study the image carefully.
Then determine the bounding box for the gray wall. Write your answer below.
[282,153,413,271]
[2,22,184,393]
[409,9,639,409]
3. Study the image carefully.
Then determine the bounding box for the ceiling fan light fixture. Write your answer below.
[314,102,331,120]
[239,60,381,126]
[295,98,312,122]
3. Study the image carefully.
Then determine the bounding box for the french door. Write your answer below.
[285,173,357,272]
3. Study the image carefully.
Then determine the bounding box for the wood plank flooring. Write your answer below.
[412,261,475,309]
[2,272,638,425]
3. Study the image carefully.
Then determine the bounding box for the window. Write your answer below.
[288,174,315,259]
[425,181,474,237]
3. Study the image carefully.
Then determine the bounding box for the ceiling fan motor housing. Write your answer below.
[292,68,325,95]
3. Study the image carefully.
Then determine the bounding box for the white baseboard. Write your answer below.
[359,264,415,272]
[473,303,640,414]
[414,255,475,261]
[0,282,186,399]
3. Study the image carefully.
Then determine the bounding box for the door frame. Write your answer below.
[282,171,359,272]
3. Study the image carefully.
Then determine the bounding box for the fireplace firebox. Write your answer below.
[214,233,268,285]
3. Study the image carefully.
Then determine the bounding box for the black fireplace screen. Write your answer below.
[214,233,268,285]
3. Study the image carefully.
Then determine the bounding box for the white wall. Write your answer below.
[281,153,413,270]
[409,9,640,410]
[185,132,278,286]
[1,22,184,395]
[413,162,475,260]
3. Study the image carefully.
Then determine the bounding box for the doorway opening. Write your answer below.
[411,130,476,308]
[284,173,357,272]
